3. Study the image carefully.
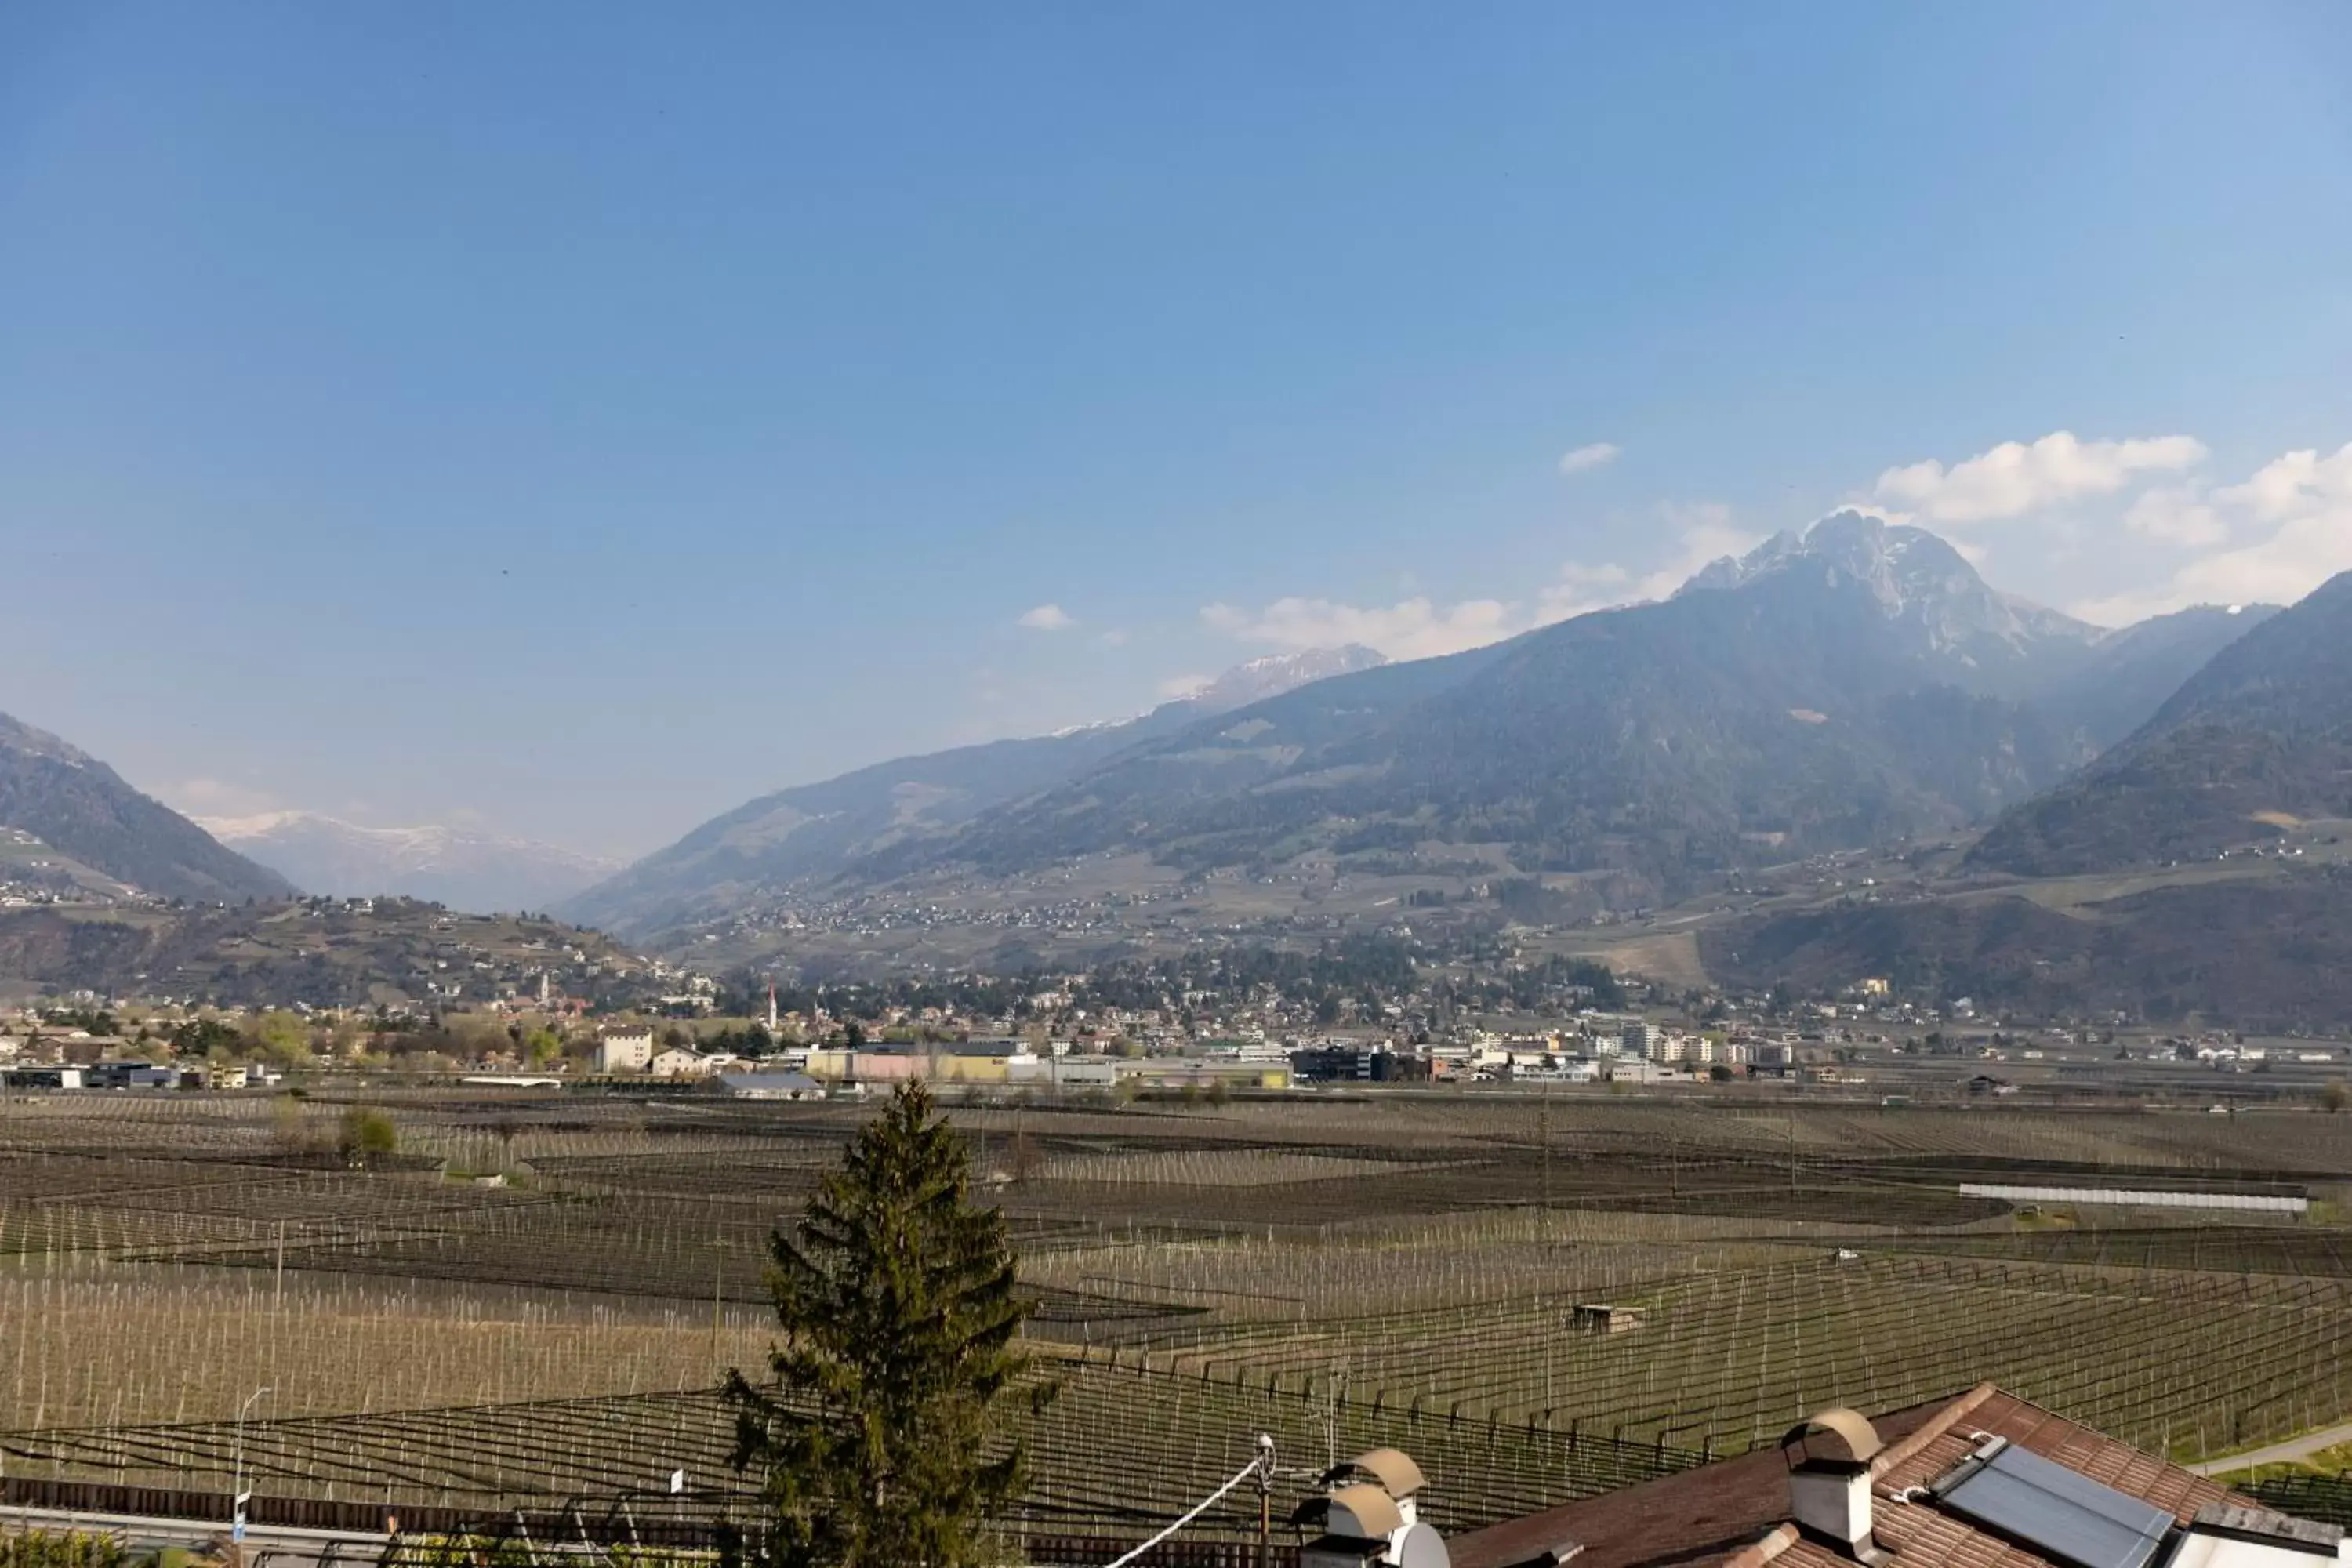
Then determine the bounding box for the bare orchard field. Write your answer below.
[3,1087,2352,1534]
[0,1266,771,1428]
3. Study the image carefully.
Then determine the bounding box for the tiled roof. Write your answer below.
[1449,1385,2256,1568]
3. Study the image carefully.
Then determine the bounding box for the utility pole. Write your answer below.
[1255,1433,1276,1568]
[232,1385,272,1550]
[1539,1083,1553,1233]
[1320,1367,1345,1471]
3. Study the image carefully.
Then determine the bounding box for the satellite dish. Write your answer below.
[1394,1522,1450,1568]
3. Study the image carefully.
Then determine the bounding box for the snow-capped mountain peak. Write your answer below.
[1185,645,1388,712]
[1677,511,2098,666]
[198,811,620,913]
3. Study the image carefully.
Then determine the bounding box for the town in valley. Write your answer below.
[7,4,2352,1564]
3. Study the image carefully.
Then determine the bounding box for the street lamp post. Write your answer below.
[232,1385,273,1544]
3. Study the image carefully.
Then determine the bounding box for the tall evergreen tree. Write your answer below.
[721,1081,1047,1568]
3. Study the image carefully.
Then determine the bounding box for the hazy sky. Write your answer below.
[4,3,2350,858]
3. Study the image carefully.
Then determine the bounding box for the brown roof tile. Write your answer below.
[1446,1396,1958,1568]
[1866,1382,1999,1482]
[1447,1386,2258,1568]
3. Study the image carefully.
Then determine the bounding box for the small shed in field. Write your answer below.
[1573,1303,1645,1335]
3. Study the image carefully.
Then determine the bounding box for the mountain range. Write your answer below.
[1693,567,2352,1029]
[0,713,290,902]
[0,717,618,916]
[1703,564,2352,1029]
[558,644,1387,936]
[199,812,622,914]
[4,517,2349,1024]
[1971,569,2352,875]
[887,517,2104,895]
[563,514,2282,944]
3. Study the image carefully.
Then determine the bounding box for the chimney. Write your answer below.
[1298,1449,1448,1568]
[1780,1411,1893,1565]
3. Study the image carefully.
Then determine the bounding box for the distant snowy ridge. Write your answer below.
[1043,646,1388,738]
[201,811,619,913]
[1189,646,1388,710]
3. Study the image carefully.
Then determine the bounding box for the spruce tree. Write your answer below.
[721,1080,1046,1568]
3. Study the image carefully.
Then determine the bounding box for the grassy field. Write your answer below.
[3,1087,2352,1536]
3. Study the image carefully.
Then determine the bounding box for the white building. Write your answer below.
[1008,1056,1118,1089]
[718,1071,823,1101]
[593,1029,655,1074]
[649,1047,720,1079]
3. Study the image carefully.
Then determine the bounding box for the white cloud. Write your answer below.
[166,777,281,818]
[1556,441,1621,476]
[1871,431,2207,524]
[1017,603,1074,631]
[1156,673,1214,701]
[2072,519,2352,623]
[2122,485,2227,548]
[1196,430,2351,658]
[1099,628,1129,647]
[1530,561,1634,623]
[2216,442,2352,521]
[1201,506,1756,662]
[1201,595,1517,662]
[2068,441,2352,624]
[1538,505,1759,622]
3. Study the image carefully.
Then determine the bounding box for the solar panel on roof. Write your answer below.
[1933,1440,2175,1568]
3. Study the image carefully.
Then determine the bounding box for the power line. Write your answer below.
[1101,1438,1272,1568]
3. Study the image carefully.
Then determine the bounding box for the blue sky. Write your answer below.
[4,2,2350,858]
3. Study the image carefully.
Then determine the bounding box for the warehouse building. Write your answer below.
[716,1070,823,1101]
[1290,1042,1427,1083]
